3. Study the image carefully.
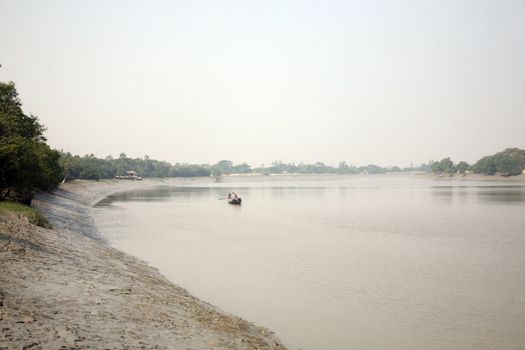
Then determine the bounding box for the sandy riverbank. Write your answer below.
[0,179,286,349]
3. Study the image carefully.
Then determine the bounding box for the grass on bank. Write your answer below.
[0,201,51,228]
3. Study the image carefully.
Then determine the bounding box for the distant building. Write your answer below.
[115,170,142,180]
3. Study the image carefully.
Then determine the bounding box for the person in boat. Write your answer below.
[228,192,232,200]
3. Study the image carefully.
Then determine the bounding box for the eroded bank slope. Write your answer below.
[0,179,286,349]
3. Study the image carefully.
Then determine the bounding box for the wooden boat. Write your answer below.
[228,197,242,205]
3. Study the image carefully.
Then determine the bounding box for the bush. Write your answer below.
[0,201,51,228]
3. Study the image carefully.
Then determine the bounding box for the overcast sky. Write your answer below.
[1,0,524,167]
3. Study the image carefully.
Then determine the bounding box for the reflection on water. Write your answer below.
[477,189,525,203]
[430,185,525,204]
[93,176,525,350]
[99,184,525,205]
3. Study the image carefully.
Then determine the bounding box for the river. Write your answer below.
[93,175,525,350]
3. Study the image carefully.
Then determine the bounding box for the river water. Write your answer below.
[93,175,525,350]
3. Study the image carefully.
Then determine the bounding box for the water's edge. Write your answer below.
[27,178,287,349]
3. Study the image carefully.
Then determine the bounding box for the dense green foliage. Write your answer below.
[431,157,458,174]
[0,82,62,204]
[59,152,211,181]
[471,148,525,176]
[429,158,471,175]
[0,200,51,228]
[171,163,212,177]
[456,161,469,174]
[429,148,525,176]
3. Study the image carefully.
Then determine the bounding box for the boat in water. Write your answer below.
[227,192,242,205]
[228,198,242,205]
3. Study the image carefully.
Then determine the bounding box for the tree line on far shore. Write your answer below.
[212,160,430,176]
[57,149,525,181]
[57,155,430,181]
[59,152,211,181]
[1,81,524,205]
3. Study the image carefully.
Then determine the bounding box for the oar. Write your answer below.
[218,197,226,200]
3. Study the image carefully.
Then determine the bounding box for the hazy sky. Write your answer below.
[1,0,524,167]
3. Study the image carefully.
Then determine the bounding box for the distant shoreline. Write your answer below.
[223,172,525,181]
[0,179,286,349]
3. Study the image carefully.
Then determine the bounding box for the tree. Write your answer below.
[456,161,469,174]
[440,158,455,174]
[212,160,233,175]
[497,153,522,176]
[0,82,62,204]
[389,166,402,173]
[338,161,349,173]
[472,148,525,176]
[431,158,455,174]
[231,163,252,174]
[472,156,497,175]
[359,164,386,174]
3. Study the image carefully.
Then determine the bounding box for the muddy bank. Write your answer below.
[0,179,286,349]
